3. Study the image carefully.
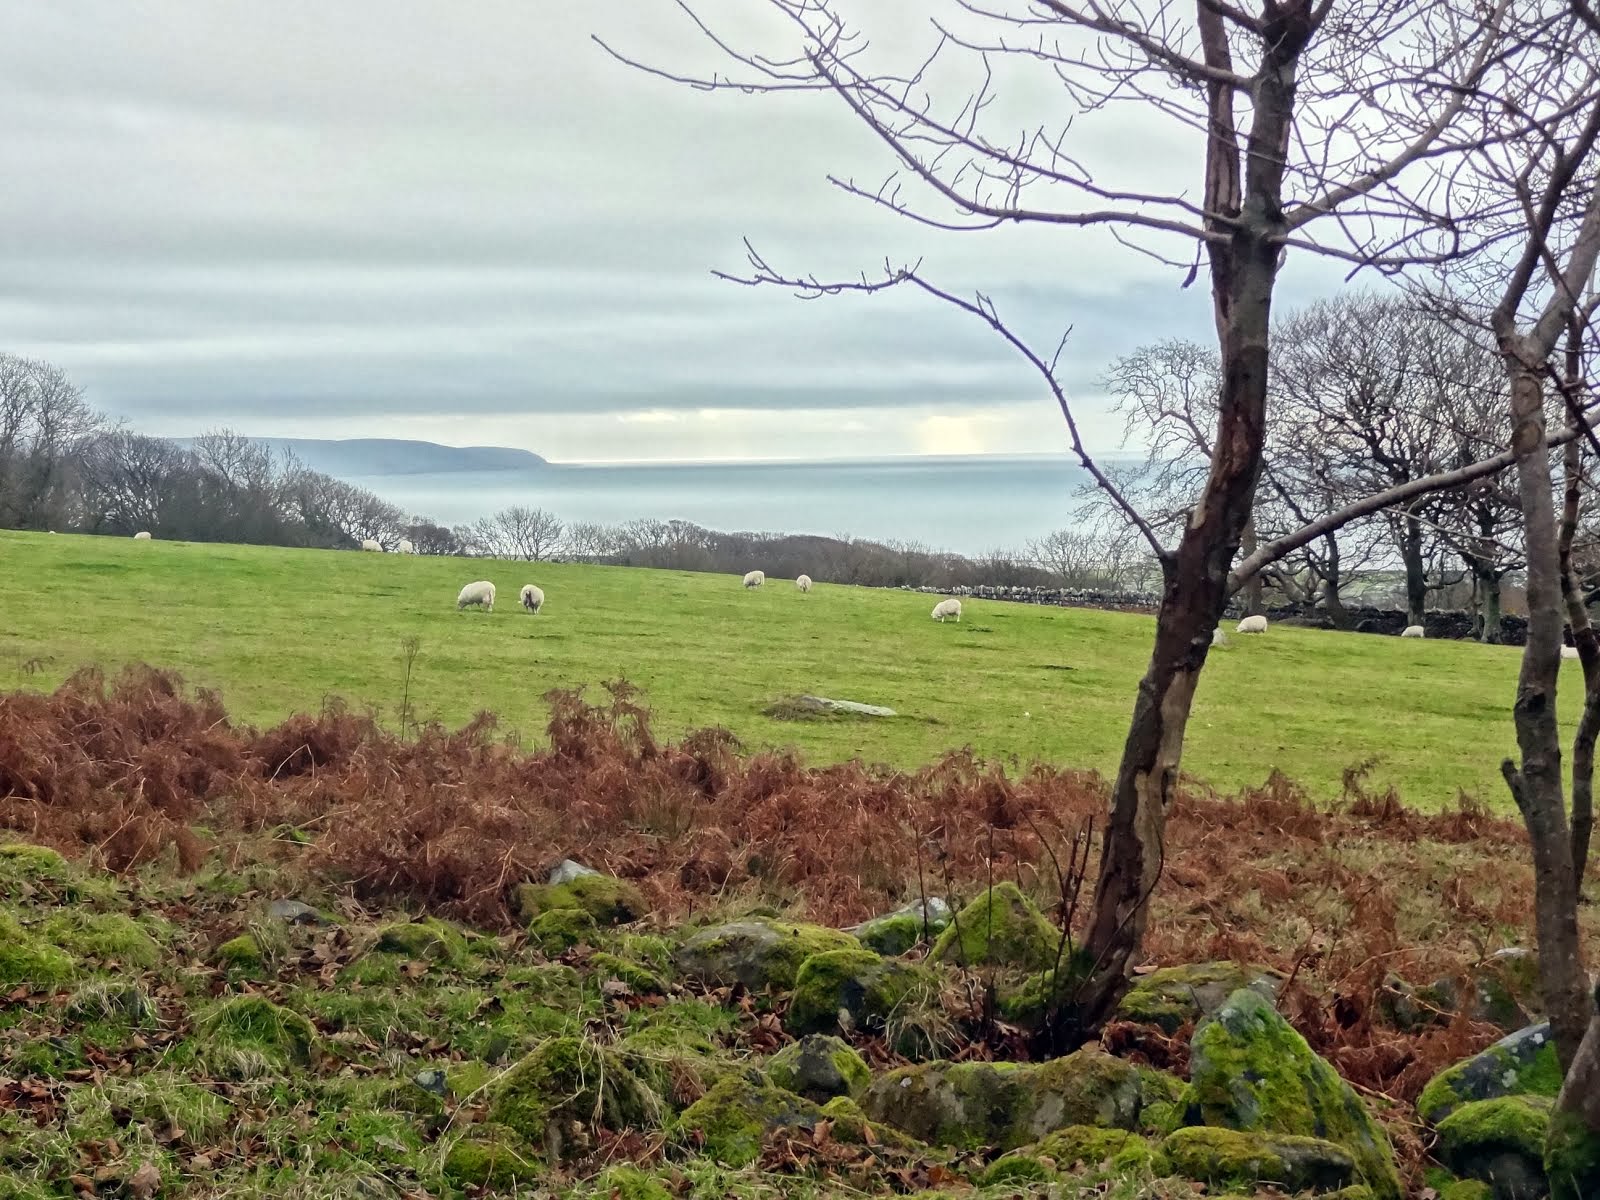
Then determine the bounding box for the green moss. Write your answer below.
[1417,1026,1563,1125]
[1421,1170,1494,1200]
[528,907,600,954]
[930,883,1058,971]
[979,1154,1052,1185]
[1115,961,1282,1035]
[0,844,113,905]
[675,1070,825,1166]
[39,911,160,967]
[767,1034,871,1101]
[617,933,674,974]
[860,1059,1029,1149]
[1157,1126,1358,1192]
[443,1126,543,1188]
[515,873,647,926]
[989,1125,1154,1180]
[196,995,316,1076]
[674,918,862,992]
[0,910,75,987]
[817,1096,927,1152]
[855,905,952,957]
[592,1166,673,1200]
[487,1036,659,1158]
[69,1072,232,1141]
[1547,1106,1600,1200]
[1180,988,1401,1200]
[785,947,938,1039]
[590,951,667,994]
[0,843,70,877]
[1436,1095,1551,1161]
[215,934,265,971]
[373,918,467,963]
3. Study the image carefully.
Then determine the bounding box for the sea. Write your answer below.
[341,455,1100,557]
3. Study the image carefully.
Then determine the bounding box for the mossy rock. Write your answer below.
[1435,1095,1551,1200]
[514,873,646,926]
[487,1035,660,1159]
[817,1096,928,1152]
[196,996,317,1076]
[591,1166,672,1200]
[1180,988,1401,1200]
[1423,1173,1495,1200]
[675,1069,825,1166]
[1157,1126,1358,1193]
[983,1125,1154,1183]
[590,951,667,994]
[529,908,600,955]
[39,911,160,967]
[929,883,1058,971]
[215,934,265,972]
[674,918,861,992]
[852,899,952,957]
[766,1034,871,1102]
[443,1125,543,1188]
[1115,961,1284,1034]
[373,918,467,963]
[1545,1105,1600,1200]
[785,947,939,1041]
[0,910,75,988]
[1418,1024,1562,1126]
[860,1047,1145,1151]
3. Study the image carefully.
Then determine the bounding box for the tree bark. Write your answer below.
[1321,533,1348,629]
[1500,356,1592,1070]
[1241,515,1264,616]
[1401,513,1428,627]
[1559,433,1599,892]
[1480,569,1503,644]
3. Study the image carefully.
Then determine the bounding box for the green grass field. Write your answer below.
[0,529,1573,808]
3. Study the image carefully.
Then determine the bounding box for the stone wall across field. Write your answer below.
[890,583,1531,644]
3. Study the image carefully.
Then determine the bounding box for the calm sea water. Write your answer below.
[345,455,1097,556]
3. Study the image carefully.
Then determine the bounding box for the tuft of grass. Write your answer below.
[0,529,1572,806]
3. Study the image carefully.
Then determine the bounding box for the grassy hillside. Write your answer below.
[0,530,1569,807]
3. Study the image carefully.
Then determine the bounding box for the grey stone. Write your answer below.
[267,899,323,925]
[795,695,896,717]
[413,1068,449,1097]
[1417,1023,1560,1125]
[545,858,599,886]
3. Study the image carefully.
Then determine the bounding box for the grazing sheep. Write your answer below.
[1563,645,1581,660]
[456,580,496,612]
[931,598,962,623]
[796,574,813,593]
[743,570,765,589]
[519,584,545,613]
[397,539,414,554]
[1402,625,1425,638]
[132,531,152,541]
[1236,614,1268,634]
[360,538,382,552]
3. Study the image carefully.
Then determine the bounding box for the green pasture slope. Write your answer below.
[0,529,1574,808]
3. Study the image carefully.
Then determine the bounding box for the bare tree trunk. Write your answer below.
[1321,533,1348,628]
[1549,989,1600,1199]
[1241,514,1264,616]
[1500,357,1592,1070]
[1480,570,1503,644]
[1560,430,1600,893]
[1402,513,1428,627]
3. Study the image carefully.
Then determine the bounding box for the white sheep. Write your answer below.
[1236,614,1268,634]
[457,580,496,612]
[132,531,152,541]
[397,539,414,554]
[743,570,765,589]
[1401,625,1425,638]
[360,538,382,552]
[796,574,813,593]
[931,598,962,623]
[1563,645,1581,660]
[519,584,545,613]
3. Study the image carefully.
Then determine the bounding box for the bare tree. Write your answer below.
[0,354,102,530]
[472,505,566,561]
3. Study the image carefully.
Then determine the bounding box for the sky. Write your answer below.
[0,1,1360,464]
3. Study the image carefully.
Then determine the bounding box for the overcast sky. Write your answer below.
[0,1,1358,463]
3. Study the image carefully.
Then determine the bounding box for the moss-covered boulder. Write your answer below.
[214,934,264,972]
[675,1070,825,1166]
[929,883,1058,971]
[1180,988,1401,1200]
[442,1125,543,1189]
[514,873,647,926]
[817,1096,929,1152]
[1157,1126,1358,1193]
[1418,1024,1562,1126]
[766,1034,871,1103]
[488,1036,660,1160]
[981,1125,1154,1184]
[861,1046,1148,1151]
[528,908,600,955]
[373,918,467,963]
[197,996,317,1076]
[1427,1178,1495,1200]
[785,947,939,1038]
[1546,1105,1600,1200]
[590,951,667,994]
[1115,961,1284,1034]
[674,919,860,992]
[40,911,161,967]
[1405,952,1543,1035]
[1434,1096,1551,1200]
[851,899,952,957]
[0,909,75,988]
